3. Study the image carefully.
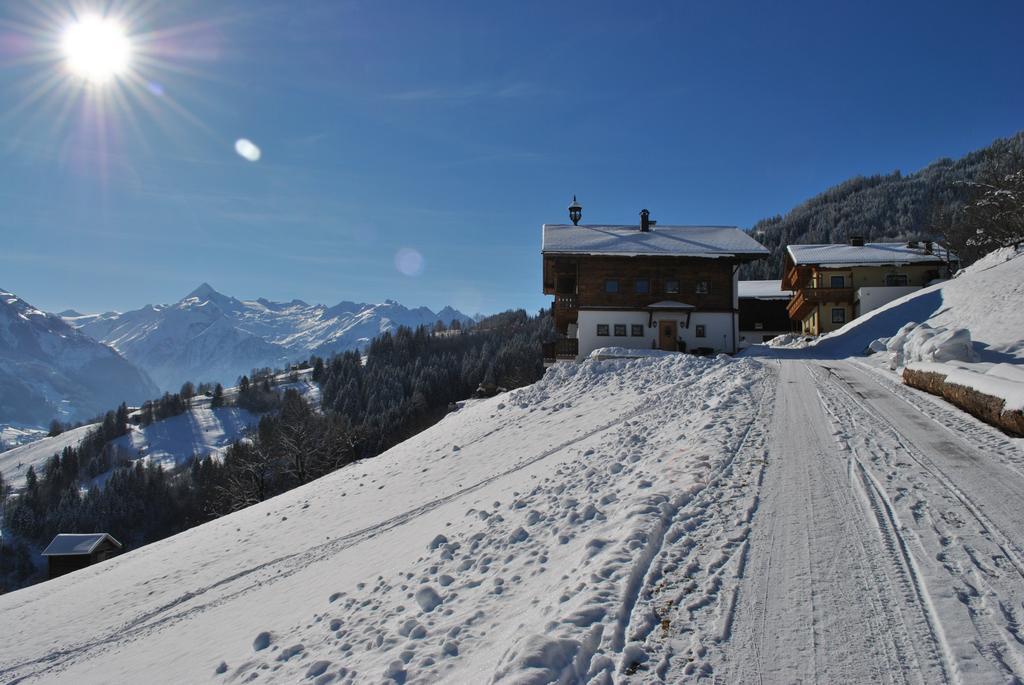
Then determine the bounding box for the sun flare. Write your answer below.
[61,15,131,84]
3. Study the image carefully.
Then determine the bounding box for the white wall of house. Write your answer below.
[576,310,736,360]
[576,310,656,359]
[855,286,921,316]
[681,312,735,354]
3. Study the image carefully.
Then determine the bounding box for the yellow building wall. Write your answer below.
[811,264,940,289]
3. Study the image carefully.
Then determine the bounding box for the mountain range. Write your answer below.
[0,288,159,426]
[64,284,473,391]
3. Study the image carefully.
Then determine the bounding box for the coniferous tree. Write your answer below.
[211,383,225,408]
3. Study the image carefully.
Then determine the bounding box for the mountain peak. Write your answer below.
[186,282,220,300]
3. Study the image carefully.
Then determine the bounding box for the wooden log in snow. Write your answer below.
[902,367,1024,437]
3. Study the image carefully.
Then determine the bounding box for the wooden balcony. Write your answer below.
[554,294,577,310]
[542,338,579,364]
[787,287,854,321]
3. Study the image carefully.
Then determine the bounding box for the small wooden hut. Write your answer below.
[41,533,123,579]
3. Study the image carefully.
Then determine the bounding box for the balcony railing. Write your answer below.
[542,338,579,363]
[787,287,855,320]
[554,294,577,310]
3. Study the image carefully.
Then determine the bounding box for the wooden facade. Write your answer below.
[543,254,737,337]
[782,246,952,335]
[42,533,123,579]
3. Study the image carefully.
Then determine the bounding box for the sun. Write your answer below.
[61,15,132,84]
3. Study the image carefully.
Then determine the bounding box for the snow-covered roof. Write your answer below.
[738,280,791,300]
[542,224,769,259]
[42,533,122,557]
[786,242,951,267]
[645,300,695,309]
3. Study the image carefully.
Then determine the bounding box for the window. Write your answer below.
[631,324,644,337]
[831,308,846,324]
[664,279,680,294]
[696,324,706,338]
[634,279,649,294]
[604,279,619,293]
[695,281,710,294]
[596,324,609,336]
[830,275,845,288]
[613,324,627,336]
[885,273,909,286]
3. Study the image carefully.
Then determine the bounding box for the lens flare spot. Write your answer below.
[395,248,425,276]
[234,138,261,162]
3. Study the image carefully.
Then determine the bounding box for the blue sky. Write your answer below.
[1,0,1021,316]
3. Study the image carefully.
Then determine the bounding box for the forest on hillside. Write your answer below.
[0,310,553,591]
[740,131,1024,279]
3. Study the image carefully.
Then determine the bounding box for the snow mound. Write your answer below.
[588,347,677,360]
[881,322,979,370]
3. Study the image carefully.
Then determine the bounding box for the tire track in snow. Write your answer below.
[816,362,1024,681]
[694,361,941,684]
[820,364,1024,582]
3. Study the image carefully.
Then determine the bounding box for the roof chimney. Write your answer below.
[640,208,650,232]
[849,235,865,247]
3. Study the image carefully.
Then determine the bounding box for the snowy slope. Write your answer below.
[0,287,158,426]
[0,354,771,683]
[0,371,321,490]
[67,285,472,391]
[113,400,259,471]
[0,423,99,488]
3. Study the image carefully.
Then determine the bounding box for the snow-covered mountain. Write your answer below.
[65,284,472,391]
[0,288,159,426]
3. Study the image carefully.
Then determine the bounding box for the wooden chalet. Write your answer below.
[41,533,123,579]
[542,201,769,362]
[783,238,956,335]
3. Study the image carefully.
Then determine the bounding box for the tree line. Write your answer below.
[0,310,552,591]
[740,131,1024,279]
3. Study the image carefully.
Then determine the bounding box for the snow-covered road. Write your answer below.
[646,359,1024,684]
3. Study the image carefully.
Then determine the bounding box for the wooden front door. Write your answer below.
[658,320,676,351]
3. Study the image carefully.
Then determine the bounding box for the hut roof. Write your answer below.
[42,533,123,557]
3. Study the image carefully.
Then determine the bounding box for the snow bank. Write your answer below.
[766,333,814,349]
[907,362,1024,413]
[588,347,677,360]
[881,322,979,370]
